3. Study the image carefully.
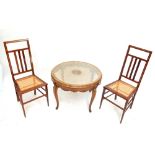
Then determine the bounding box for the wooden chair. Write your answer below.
[4,39,49,117]
[99,45,152,123]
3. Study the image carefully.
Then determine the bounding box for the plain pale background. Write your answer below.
[0,0,155,155]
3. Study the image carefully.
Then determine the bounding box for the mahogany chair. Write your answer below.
[99,45,152,123]
[4,39,49,117]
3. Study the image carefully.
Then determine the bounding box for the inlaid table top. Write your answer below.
[51,61,102,89]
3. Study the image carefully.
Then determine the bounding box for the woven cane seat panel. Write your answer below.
[106,80,136,98]
[16,75,44,92]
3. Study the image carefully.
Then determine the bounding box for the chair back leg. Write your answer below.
[130,93,136,109]
[114,94,117,100]
[34,90,36,95]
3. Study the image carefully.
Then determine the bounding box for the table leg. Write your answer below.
[89,89,96,112]
[53,85,59,109]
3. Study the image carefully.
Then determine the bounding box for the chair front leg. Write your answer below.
[15,89,20,101]
[120,100,128,123]
[18,93,26,117]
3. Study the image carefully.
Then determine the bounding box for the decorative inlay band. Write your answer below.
[72,69,81,75]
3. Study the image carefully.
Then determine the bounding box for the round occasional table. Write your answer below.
[51,61,102,112]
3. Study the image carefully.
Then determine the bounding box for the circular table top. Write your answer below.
[51,61,102,90]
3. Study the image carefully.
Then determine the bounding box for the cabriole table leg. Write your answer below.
[53,85,59,109]
[89,88,96,112]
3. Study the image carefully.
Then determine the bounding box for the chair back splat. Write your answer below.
[4,39,35,80]
[119,45,152,88]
